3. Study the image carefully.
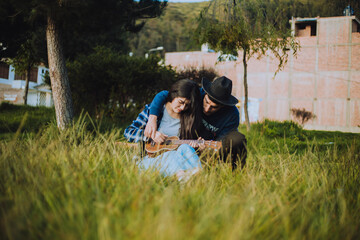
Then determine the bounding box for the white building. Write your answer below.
[0,62,53,107]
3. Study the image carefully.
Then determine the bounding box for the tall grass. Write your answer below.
[0,102,55,141]
[0,102,129,140]
[1,117,359,239]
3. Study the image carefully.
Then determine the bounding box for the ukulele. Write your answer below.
[145,136,222,155]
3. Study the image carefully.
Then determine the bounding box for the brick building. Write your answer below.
[165,15,360,133]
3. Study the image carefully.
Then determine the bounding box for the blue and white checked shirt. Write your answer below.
[124,104,151,143]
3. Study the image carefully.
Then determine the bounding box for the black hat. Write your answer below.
[202,76,238,106]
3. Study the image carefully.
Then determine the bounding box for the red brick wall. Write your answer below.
[165,16,360,132]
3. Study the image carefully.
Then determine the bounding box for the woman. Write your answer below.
[124,79,203,180]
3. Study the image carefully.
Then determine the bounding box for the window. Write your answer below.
[14,67,38,82]
[295,21,317,37]
[352,20,360,33]
[0,62,9,79]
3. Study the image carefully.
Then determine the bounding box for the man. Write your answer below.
[145,76,247,169]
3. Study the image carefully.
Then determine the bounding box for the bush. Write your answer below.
[0,101,19,111]
[176,66,219,85]
[247,119,360,154]
[291,108,316,125]
[67,46,176,121]
[251,119,306,140]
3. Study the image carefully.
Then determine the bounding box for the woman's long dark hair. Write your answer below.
[166,79,202,139]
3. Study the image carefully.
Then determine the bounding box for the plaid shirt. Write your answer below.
[124,104,151,143]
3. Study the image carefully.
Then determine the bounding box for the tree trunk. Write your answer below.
[23,65,31,105]
[46,13,74,130]
[243,48,250,131]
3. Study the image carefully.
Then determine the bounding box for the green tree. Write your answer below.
[7,39,44,105]
[196,0,299,131]
[129,2,208,57]
[0,0,166,129]
[125,0,360,59]
[315,0,360,19]
[67,47,176,120]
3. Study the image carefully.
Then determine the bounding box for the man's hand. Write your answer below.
[153,131,167,144]
[144,115,158,139]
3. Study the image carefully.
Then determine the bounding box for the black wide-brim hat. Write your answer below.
[202,76,238,106]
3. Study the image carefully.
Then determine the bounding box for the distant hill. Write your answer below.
[129,0,360,57]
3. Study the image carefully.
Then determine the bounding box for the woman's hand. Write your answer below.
[196,137,206,152]
[188,137,206,151]
[144,115,158,139]
[152,131,167,144]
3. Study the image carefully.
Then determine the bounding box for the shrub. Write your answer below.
[0,101,19,111]
[67,46,176,121]
[251,119,306,140]
[291,108,316,125]
[176,66,218,85]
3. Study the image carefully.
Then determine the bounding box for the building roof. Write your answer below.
[290,15,360,24]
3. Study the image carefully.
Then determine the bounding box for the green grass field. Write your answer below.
[1,104,359,239]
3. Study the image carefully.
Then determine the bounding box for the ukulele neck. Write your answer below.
[169,139,222,150]
[171,139,204,145]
